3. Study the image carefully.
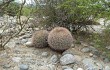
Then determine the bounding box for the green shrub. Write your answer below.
[90,24,110,60]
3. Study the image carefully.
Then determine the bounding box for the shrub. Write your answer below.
[32,30,49,48]
[48,27,74,51]
[89,24,110,60]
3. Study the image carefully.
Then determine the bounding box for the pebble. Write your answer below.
[47,64,55,70]
[19,64,29,70]
[77,68,83,70]
[89,53,93,57]
[81,47,90,53]
[103,58,109,63]
[25,41,32,47]
[62,66,73,70]
[3,64,11,69]
[42,52,48,57]
[21,39,28,44]
[12,57,21,63]
[105,66,110,70]
[50,55,58,64]
[39,66,49,70]
[82,58,103,70]
[60,54,75,65]
[64,68,73,70]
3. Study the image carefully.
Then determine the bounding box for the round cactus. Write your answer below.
[32,30,49,48]
[48,27,74,51]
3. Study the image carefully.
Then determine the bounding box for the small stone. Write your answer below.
[89,53,93,57]
[106,46,110,50]
[50,55,58,64]
[42,52,48,57]
[74,55,82,62]
[5,41,16,49]
[89,46,100,56]
[21,39,28,44]
[81,42,88,47]
[64,68,73,70]
[104,58,109,63]
[39,66,49,70]
[12,57,21,63]
[93,55,98,59]
[19,64,29,70]
[47,64,55,70]
[81,47,90,53]
[25,41,32,47]
[105,66,110,70]
[60,54,75,65]
[3,64,11,69]
[62,66,73,70]
[77,68,83,70]
[82,58,103,70]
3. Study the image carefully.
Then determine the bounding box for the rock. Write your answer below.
[3,64,11,69]
[50,55,58,64]
[22,34,31,39]
[81,42,88,47]
[89,53,93,57]
[82,58,103,70]
[42,52,48,57]
[47,64,56,70]
[19,64,29,70]
[12,57,21,63]
[5,40,16,49]
[104,58,109,63]
[77,68,83,70]
[74,55,82,62]
[0,29,3,34]
[25,41,32,47]
[36,61,45,66]
[89,46,100,56]
[64,68,73,70]
[106,46,110,50]
[92,55,98,59]
[39,66,49,70]
[15,40,21,45]
[21,39,28,44]
[81,47,90,53]
[60,54,75,65]
[62,48,80,55]
[105,66,110,70]
[34,28,39,31]
[62,66,73,70]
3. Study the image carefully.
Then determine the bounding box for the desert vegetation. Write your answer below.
[0,0,110,70]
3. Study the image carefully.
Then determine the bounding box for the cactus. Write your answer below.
[32,30,49,48]
[48,27,74,51]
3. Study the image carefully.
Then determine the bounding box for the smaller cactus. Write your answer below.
[32,30,49,48]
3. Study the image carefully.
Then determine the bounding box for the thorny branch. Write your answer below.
[0,0,31,50]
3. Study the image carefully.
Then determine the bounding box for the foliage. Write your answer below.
[48,27,74,51]
[5,2,20,16]
[89,24,110,60]
[22,6,36,16]
[35,0,110,32]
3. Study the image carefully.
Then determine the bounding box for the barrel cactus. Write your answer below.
[48,27,74,51]
[32,30,49,48]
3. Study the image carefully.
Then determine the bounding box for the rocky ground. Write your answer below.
[0,16,110,70]
[0,27,110,70]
